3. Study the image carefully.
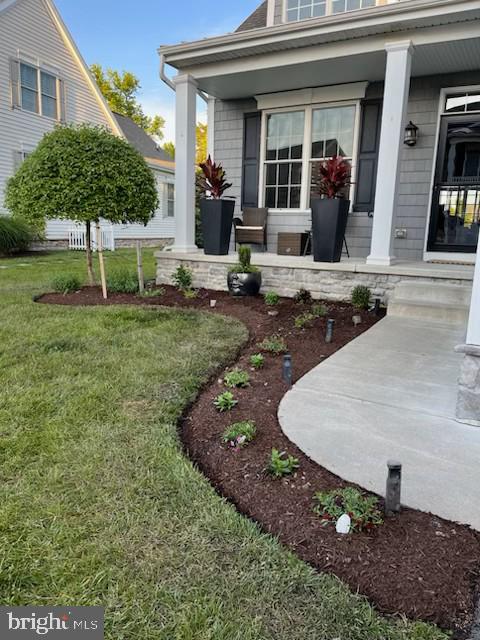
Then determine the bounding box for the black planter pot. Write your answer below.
[311,198,350,262]
[227,271,262,297]
[200,198,235,256]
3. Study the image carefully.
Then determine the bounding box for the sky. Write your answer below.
[55,0,261,143]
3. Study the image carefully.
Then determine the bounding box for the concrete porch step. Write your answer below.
[388,282,471,326]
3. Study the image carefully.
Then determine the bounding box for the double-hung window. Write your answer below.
[261,103,358,210]
[166,183,175,217]
[264,111,304,209]
[18,61,59,120]
[286,0,376,22]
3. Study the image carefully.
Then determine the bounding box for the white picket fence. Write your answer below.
[68,225,115,252]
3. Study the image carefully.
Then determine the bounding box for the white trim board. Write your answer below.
[255,82,368,109]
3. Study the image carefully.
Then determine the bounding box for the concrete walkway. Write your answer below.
[279,316,480,530]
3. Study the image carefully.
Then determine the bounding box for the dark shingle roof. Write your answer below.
[236,1,268,32]
[113,112,173,164]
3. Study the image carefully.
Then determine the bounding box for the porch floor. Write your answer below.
[160,249,474,281]
[279,316,480,530]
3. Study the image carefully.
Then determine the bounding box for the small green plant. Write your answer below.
[294,312,314,329]
[259,335,288,355]
[106,270,139,294]
[213,391,238,412]
[51,274,81,294]
[313,487,383,533]
[250,353,265,369]
[222,420,256,448]
[183,288,198,299]
[266,449,299,478]
[352,285,371,310]
[264,291,280,306]
[294,288,312,305]
[224,368,250,388]
[311,303,327,318]
[172,264,193,291]
[140,287,165,298]
[228,245,259,274]
[0,216,34,255]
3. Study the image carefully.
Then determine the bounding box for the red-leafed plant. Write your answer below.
[198,155,232,199]
[314,155,352,199]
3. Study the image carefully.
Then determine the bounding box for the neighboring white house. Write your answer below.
[0,0,175,246]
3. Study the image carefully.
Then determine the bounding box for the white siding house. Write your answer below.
[0,0,174,245]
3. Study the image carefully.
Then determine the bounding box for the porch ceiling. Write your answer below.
[193,36,480,100]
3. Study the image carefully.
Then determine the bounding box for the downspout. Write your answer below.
[159,52,208,103]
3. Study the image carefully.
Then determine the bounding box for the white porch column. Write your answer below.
[456,235,480,426]
[172,73,198,253]
[367,41,413,266]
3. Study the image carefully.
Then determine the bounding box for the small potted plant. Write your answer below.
[198,155,234,255]
[310,156,352,263]
[227,246,262,297]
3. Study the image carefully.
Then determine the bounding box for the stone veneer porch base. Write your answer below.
[155,250,474,303]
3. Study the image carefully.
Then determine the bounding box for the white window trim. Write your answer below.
[258,100,361,212]
[282,0,378,23]
[18,59,61,121]
[423,83,480,262]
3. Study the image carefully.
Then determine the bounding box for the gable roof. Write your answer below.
[113,112,175,171]
[236,0,268,31]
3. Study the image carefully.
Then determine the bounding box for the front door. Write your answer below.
[428,113,480,253]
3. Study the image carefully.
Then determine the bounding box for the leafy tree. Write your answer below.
[196,122,207,165]
[162,141,175,159]
[5,124,158,284]
[91,64,165,139]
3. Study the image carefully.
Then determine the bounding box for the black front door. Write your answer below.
[428,114,480,253]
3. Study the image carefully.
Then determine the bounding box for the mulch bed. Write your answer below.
[38,286,480,637]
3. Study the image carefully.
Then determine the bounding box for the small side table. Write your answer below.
[277,232,310,256]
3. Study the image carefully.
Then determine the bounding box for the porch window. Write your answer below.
[286,0,376,22]
[445,93,480,114]
[264,111,304,209]
[261,103,358,210]
[310,105,356,199]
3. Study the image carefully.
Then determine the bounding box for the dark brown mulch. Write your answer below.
[38,286,480,637]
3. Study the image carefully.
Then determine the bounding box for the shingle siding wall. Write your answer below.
[214,70,480,259]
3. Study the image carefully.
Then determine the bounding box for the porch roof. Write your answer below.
[159,0,480,100]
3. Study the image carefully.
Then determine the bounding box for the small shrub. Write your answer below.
[294,312,314,329]
[352,285,371,310]
[107,270,139,294]
[172,264,193,291]
[313,487,383,533]
[222,420,256,448]
[224,368,250,388]
[266,449,299,478]
[293,288,312,305]
[140,287,165,298]
[259,334,288,355]
[51,274,81,294]
[250,353,265,369]
[183,288,198,299]
[0,216,34,255]
[311,303,327,318]
[228,245,259,274]
[213,391,238,412]
[264,291,280,306]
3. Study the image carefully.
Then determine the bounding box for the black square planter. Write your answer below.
[200,199,235,256]
[311,198,350,262]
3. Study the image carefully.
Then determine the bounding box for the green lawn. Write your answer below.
[0,250,446,640]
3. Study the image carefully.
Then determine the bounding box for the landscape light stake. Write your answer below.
[282,354,292,386]
[136,240,145,294]
[325,319,335,343]
[374,298,381,315]
[385,460,402,516]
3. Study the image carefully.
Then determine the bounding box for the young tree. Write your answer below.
[5,124,158,284]
[91,64,165,139]
[162,141,175,159]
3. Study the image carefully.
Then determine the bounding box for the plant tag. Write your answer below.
[336,513,351,534]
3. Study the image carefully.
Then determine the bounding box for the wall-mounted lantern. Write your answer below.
[404,121,419,147]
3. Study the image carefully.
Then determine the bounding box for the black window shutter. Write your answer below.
[241,112,261,209]
[353,100,382,213]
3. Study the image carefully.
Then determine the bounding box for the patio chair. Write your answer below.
[233,208,268,252]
